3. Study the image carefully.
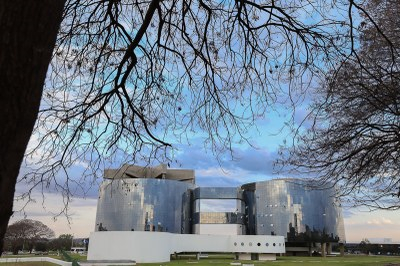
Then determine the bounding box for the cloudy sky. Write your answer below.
[9,106,400,244]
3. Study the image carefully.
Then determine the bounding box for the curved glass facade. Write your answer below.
[94,165,345,245]
[242,179,346,243]
[95,178,195,233]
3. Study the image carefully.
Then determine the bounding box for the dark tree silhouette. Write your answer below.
[0,0,394,254]
[0,0,65,255]
[48,234,73,251]
[4,219,55,254]
[283,0,400,210]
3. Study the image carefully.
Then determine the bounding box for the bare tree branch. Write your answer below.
[281,0,400,210]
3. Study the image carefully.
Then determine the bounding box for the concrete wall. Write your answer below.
[194,224,242,235]
[88,231,285,263]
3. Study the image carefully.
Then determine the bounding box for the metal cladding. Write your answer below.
[95,178,195,233]
[103,164,195,184]
[95,165,345,244]
[241,179,346,243]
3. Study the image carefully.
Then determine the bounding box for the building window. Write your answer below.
[257,243,261,246]
[234,242,237,246]
[241,242,244,246]
[273,243,276,247]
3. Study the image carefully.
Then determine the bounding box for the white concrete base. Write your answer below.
[237,253,251,260]
[88,231,285,263]
[258,254,276,261]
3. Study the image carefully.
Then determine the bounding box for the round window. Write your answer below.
[257,243,261,246]
[234,242,237,246]
[273,243,276,247]
[266,243,269,247]
[241,242,244,246]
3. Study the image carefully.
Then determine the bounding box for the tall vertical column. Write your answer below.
[339,242,345,257]
[321,242,326,257]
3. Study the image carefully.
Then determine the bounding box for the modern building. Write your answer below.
[89,164,345,262]
[241,179,346,255]
[95,164,195,233]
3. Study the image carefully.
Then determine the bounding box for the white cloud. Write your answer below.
[197,167,230,177]
[344,210,400,242]
[366,217,394,225]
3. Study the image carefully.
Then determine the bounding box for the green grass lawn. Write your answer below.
[1,254,400,266]
[140,255,400,266]
[48,253,87,262]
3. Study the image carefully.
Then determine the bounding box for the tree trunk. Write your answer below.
[0,1,65,255]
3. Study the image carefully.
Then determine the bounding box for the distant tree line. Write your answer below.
[344,239,400,256]
[2,219,84,255]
